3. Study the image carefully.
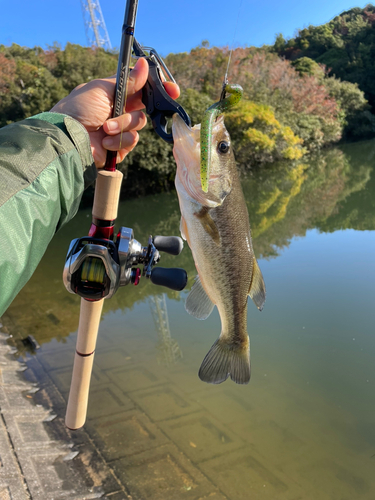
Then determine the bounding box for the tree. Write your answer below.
[272,5,375,112]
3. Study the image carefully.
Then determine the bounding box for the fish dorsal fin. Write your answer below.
[185,275,215,320]
[194,206,220,245]
[249,257,266,311]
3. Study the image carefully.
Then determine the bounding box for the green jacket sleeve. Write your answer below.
[0,112,97,316]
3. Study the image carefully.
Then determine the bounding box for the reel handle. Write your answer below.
[150,267,187,291]
[153,235,183,256]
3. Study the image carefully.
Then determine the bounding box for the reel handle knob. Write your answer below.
[150,267,187,291]
[153,236,183,256]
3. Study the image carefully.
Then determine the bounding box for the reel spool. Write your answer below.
[63,228,187,300]
[63,237,120,300]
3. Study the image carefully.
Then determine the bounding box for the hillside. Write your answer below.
[272,4,375,111]
[1,10,375,195]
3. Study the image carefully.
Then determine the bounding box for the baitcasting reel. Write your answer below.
[63,228,187,301]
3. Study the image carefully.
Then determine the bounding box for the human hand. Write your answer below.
[51,58,180,168]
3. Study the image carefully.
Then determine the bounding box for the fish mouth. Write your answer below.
[172,114,200,174]
[172,114,200,147]
[172,114,202,197]
[172,114,227,207]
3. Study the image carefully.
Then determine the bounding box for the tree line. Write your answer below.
[272,4,375,112]
[1,5,375,195]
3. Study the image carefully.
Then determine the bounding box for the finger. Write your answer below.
[94,60,147,114]
[71,59,146,116]
[116,135,140,163]
[103,111,146,135]
[102,74,116,82]
[71,82,88,93]
[163,82,180,99]
[102,130,139,152]
[126,58,149,96]
[125,89,146,113]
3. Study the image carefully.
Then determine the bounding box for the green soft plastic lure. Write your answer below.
[200,83,243,192]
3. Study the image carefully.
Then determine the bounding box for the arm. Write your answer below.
[0,113,95,316]
[0,58,179,316]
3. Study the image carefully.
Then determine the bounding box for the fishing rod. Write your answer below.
[63,0,188,430]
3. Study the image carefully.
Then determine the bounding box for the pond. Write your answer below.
[3,139,375,499]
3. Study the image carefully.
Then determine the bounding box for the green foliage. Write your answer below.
[0,46,66,125]
[52,43,118,89]
[324,77,375,139]
[283,111,341,150]
[0,43,117,126]
[167,46,362,151]
[291,57,324,79]
[1,37,374,194]
[274,34,286,53]
[225,100,305,165]
[288,54,375,140]
[272,4,375,112]
[176,88,214,126]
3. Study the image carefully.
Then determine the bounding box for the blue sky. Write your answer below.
[0,0,371,55]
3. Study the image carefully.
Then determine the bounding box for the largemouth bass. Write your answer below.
[172,110,266,385]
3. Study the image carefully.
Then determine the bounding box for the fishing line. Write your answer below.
[224,0,244,84]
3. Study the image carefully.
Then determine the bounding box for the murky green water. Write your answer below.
[4,140,375,499]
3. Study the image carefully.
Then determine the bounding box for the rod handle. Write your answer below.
[65,298,103,430]
[92,170,123,221]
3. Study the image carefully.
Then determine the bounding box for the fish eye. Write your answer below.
[218,141,230,154]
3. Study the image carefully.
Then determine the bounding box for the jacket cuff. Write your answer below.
[30,112,97,189]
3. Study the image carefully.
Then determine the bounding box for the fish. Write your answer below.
[172,92,266,385]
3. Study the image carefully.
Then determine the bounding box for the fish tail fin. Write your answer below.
[198,338,250,385]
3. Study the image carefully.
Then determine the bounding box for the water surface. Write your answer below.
[4,140,375,499]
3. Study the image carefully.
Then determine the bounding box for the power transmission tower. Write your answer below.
[81,0,112,50]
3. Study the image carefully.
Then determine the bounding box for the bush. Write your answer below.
[1,41,374,192]
[324,77,375,139]
[225,100,305,165]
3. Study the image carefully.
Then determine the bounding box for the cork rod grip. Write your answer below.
[65,298,104,430]
[92,170,123,221]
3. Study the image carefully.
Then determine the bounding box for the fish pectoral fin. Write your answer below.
[199,337,250,385]
[185,275,215,320]
[248,257,266,311]
[180,216,187,241]
[194,207,220,245]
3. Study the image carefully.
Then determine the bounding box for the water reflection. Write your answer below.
[149,294,183,366]
[246,141,374,257]
[2,140,375,499]
[6,139,375,348]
